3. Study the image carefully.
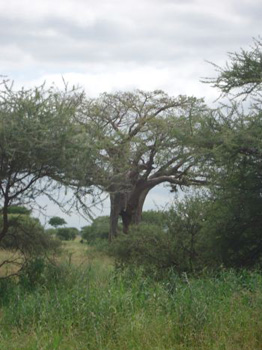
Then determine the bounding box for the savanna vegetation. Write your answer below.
[0,39,262,349]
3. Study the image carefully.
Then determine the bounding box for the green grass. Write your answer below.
[0,241,262,349]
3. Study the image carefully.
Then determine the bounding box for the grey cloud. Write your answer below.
[0,1,261,68]
[231,0,262,22]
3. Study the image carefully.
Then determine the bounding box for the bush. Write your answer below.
[110,190,262,276]
[56,227,78,241]
[0,213,61,257]
[81,216,109,245]
[0,209,61,279]
[141,210,168,229]
[109,198,211,276]
[19,257,69,290]
[45,228,58,236]
[110,223,179,277]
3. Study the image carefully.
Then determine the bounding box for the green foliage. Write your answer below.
[0,254,262,350]
[0,81,84,200]
[110,223,176,276]
[19,257,47,290]
[0,212,61,257]
[56,227,78,241]
[78,90,209,236]
[200,40,262,267]
[141,210,168,229]
[45,228,58,236]
[48,216,67,228]
[19,257,69,291]
[0,80,95,278]
[166,196,209,270]
[110,199,209,275]
[202,137,262,267]
[0,80,93,261]
[111,184,262,273]
[81,216,110,244]
[207,37,262,97]
[7,206,32,215]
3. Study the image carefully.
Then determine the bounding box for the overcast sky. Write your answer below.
[2,0,261,227]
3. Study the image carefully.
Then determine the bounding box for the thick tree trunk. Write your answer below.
[0,196,9,241]
[108,181,153,239]
[133,188,150,224]
[120,187,150,233]
[109,193,125,241]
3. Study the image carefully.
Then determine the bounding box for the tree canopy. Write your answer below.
[206,38,262,98]
[77,90,209,238]
[48,216,67,228]
[0,80,90,259]
[201,38,262,267]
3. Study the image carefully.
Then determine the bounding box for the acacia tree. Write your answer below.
[205,37,262,185]
[49,216,67,228]
[0,80,87,274]
[207,37,262,98]
[78,90,208,239]
[201,38,262,267]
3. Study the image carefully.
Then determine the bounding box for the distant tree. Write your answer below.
[81,216,110,244]
[49,216,67,228]
[56,227,78,241]
[45,228,57,236]
[7,206,32,215]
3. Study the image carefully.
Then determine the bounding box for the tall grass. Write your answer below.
[0,248,262,349]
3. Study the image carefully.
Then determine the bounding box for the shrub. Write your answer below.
[110,198,210,276]
[141,210,168,229]
[81,216,109,245]
[110,223,179,277]
[0,213,61,257]
[56,227,78,241]
[0,209,61,279]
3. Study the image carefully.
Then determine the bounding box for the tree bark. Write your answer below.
[132,187,150,224]
[109,192,126,241]
[108,172,202,239]
[109,182,152,239]
[0,193,10,242]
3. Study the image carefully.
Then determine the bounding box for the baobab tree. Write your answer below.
[78,90,209,240]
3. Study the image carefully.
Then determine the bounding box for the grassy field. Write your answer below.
[0,240,262,350]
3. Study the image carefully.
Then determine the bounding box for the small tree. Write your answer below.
[0,80,86,276]
[0,206,61,276]
[49,216,67,229]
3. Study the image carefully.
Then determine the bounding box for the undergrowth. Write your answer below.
[0,252,262,349]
